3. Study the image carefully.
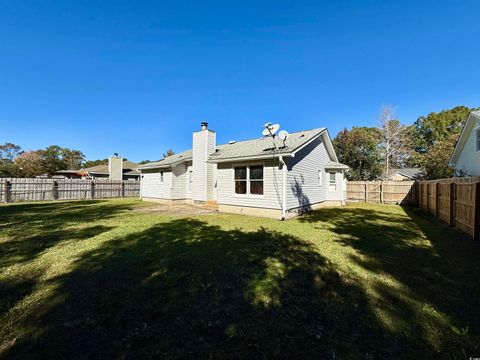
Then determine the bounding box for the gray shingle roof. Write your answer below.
[139,128,328,169]
[81,160,140,174]
[138,150,193,169]
[210,128,326,161]
[384,168,424,180]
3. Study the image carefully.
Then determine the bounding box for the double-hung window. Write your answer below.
[234,167,247,194]
[234,165,264,195]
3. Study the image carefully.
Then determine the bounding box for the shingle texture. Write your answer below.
[139,128,327,168]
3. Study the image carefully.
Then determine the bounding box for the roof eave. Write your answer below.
[450,112,480,166]
[208,153,292,164]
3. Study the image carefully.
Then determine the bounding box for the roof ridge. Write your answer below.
[216,127,326,147]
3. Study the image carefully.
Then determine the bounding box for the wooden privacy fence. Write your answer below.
[347,181,418,205]
[418,177,480,240]
[0,178,140,203]
[347,178,480,240]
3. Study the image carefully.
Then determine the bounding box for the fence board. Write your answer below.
[0,178,139,203]
[348,177,480,240]
[347,181,416,205]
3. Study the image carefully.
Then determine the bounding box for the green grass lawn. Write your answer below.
[1,199,479,359]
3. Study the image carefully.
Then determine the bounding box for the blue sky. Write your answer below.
[1,0,479,162]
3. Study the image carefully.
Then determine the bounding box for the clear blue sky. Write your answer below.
[1,0,479,162]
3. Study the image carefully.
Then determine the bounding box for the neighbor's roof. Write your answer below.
[138,127,340,169]
[77,160,140,175]
[450,110,480,166]
[384,168,424,180]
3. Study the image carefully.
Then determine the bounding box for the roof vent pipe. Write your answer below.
[201,122,208,131]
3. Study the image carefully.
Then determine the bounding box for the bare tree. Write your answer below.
[377,105,409,173]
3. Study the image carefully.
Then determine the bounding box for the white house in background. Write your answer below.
[382,168,424,181]
[450,110,480,176]
[138,122,348,219]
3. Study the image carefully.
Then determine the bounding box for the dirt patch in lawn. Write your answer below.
[133,204,217,216]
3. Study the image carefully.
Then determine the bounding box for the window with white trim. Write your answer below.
[250,165,264,195]
[329,172,336,190]
[234,165,264,195]
[476,128,480,152]
[188,170,193,191]
[234,167,247,194]
[318,170,322,185]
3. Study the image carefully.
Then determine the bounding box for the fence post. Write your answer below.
[4,179,10,203]
[449,182,455,226]
[90,181,95,199]
[121,181,125,198]
[474,182,480,241]
[380,182,383,204]
[52,180,58,200]
[365,183,368,202]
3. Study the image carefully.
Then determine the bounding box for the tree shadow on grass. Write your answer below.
[3,218,419,360]
[299,205,480,356]
[0,200,135,234]
[0,200,136,268]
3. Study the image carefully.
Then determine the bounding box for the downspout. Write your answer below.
[278,156,287,220]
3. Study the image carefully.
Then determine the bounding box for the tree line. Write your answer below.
[1,105,476,180]
[0,144,176,178]
[333,105,479,180]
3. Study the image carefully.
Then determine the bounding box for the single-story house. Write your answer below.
[449,110,480,176]
[138,122,348,219]
[382,168,424,181]
[55,157,140,180]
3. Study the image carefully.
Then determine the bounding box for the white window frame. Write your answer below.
[233,164,264,198]
[329,171,336,191]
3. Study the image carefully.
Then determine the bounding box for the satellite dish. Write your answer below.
[262,123,280,137]
[278,130,289,141]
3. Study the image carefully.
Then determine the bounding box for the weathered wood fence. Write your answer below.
[347,177,480,240]
[0,178,140,203]
[347,181,418,205]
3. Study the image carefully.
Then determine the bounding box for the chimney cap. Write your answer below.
[201,122,208,130]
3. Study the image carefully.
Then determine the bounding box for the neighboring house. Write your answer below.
[139,122,348,219]
[382,168,424,181]
[55,156,140,180]
[449,110,480,176]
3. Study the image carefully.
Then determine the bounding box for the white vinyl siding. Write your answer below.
[455,125,480,176]
[286,136,331,210]
[171,162,190,200]
[141,169,173,199]
[192,130,216,202]
[217,159,282,209]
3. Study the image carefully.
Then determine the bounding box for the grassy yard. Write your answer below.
[1,199,479,359]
